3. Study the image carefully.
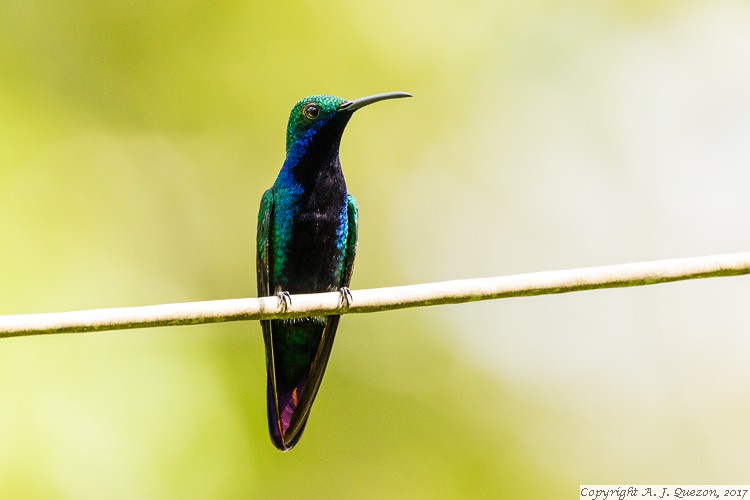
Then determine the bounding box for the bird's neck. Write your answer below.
[276,119,350,192]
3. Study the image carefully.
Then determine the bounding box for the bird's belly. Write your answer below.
[275,211,347,294]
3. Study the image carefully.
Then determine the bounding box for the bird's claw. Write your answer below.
[338,287,353,308]
[276,291,292,313]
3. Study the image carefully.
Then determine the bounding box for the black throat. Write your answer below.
[291,112,352,189]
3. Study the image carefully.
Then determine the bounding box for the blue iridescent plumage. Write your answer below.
[257,92,411,451]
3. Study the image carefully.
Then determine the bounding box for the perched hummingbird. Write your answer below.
[256,92,411,451]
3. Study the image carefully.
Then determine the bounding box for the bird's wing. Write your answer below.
[256,189,286,447]
[256,189,273,298]
[342,194,359,288]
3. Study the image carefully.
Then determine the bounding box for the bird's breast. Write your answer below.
[272,197,348,294]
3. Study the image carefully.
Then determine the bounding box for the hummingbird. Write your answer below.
[256,92,412,451]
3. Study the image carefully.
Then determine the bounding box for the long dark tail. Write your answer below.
[263,315,340,451]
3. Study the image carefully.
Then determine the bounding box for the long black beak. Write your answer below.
[338,92,412,113]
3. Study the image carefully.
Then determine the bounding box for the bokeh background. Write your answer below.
[1,0,749,497]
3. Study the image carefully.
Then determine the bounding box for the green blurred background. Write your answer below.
[1,0,750,497]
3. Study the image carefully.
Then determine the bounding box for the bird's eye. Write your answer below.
[302,103,320,120]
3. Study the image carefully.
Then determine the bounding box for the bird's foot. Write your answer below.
[276,291,292,313]
[338,287,353,309]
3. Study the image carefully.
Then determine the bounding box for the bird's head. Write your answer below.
[284,92,412,157]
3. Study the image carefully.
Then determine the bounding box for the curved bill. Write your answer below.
[338,91,412,113]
